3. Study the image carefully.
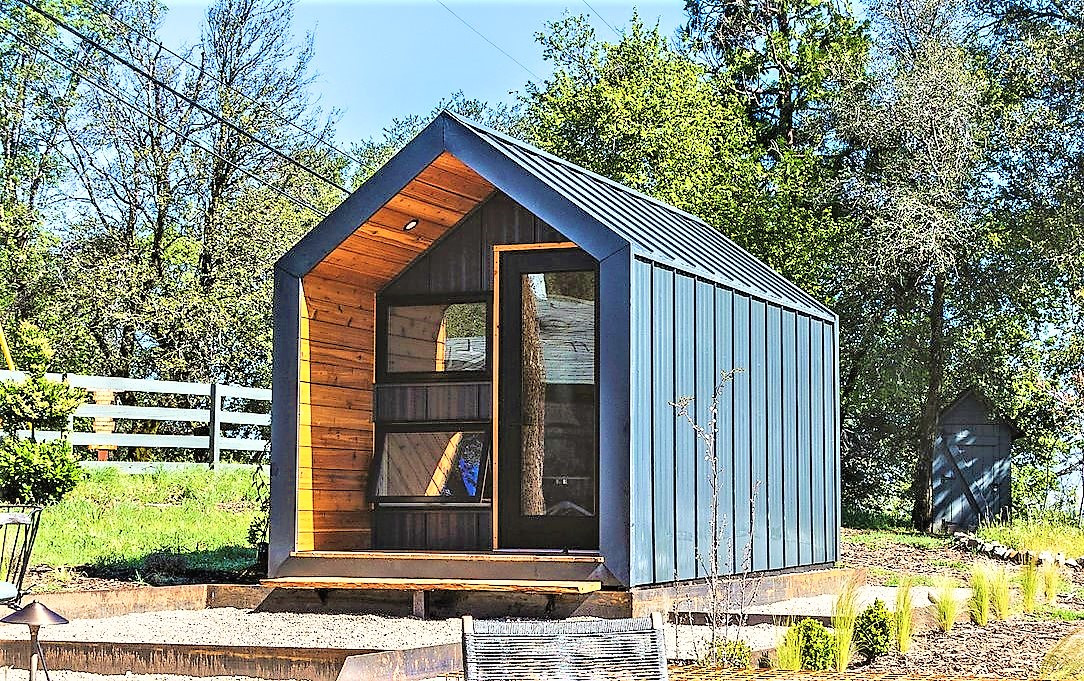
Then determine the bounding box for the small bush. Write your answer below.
[832,574,861,671]
[934,578,960,632]
[855,598,893,661]
[894,577,914,654]
[990,565,1011,620]
[1041,561,1062,604]
[1021,560,1039,613]
[702,639,752,668]
[0,438,80,504]
[788,618,837,671]
[970,563,992,626]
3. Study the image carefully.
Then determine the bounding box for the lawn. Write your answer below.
[978,518,1084,559]
[31,466,264,583]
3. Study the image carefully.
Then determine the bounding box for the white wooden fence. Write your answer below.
[0,371,271,467]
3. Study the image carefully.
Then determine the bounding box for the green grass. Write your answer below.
[33,467,262,580]
[843,530,949,551]
[933,578,960,632]
[1020,560,1040,613]
[978,518,1084,558]
[894,577,914,654]
[969,563,992,626]
[1037,606,1084,622]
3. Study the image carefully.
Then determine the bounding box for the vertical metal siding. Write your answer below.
[626,258,839,586]
[749,300,768,572]
[781,310,799,568]
[630,260,654,586]
[674,274,697,580]
[715,288,736,576]
[732,294,752,572]
[651,268,676,582]
[796,316,813,566]
[765,306,784,570]
[810,320,826,564]
[694,279,716,578]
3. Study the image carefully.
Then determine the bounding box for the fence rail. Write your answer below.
[0,370,271,467]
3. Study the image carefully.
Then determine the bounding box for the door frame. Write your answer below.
[490,241,593,551]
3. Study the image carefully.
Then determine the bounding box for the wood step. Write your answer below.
[261,576,603,594]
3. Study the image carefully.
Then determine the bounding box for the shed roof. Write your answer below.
[278,111,833,321]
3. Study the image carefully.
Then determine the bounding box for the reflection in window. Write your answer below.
[374,430,489,499]
[386,302,486,374]
[520,270,597,517]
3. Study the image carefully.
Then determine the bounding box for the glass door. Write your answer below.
[496,247,599,550]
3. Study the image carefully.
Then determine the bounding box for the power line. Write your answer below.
[0,24,329,218]
[76,0,365,167]
[582,0,622,39]
[433,0,541,81]
[6,0,351,196]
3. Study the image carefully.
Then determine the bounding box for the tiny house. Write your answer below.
[267,112,840,594]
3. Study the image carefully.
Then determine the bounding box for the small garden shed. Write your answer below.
[932,389,1022,533]
[267,112,840,592]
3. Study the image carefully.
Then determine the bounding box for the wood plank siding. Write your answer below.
[296,152,494,551]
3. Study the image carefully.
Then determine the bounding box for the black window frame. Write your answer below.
[376,293,493,383]
[369,421,492,504]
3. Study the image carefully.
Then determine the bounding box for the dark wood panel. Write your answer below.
[375,383,490,422]
[373,506,492,551]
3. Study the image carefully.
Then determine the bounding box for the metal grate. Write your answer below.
[462,614,668,681]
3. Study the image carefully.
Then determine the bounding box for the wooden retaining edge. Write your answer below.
[336,643,462,681]
[0,640,375,681]
[27,584,211,620]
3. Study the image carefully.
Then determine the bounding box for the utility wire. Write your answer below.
[582,0,621,39]
[73,0,365,167]
[434,0,541,81]
[6,0,351,196]
[1,24,330,218]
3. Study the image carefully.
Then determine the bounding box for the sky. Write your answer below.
[158,1,689,147]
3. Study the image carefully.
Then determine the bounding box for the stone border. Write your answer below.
[952,531,1083,570]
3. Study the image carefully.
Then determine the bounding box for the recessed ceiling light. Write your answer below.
[403,219,419,231]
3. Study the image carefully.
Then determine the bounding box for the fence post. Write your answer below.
[209,383,221,470]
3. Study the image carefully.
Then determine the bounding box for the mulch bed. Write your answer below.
[839,529,974,585]
[859,618,1082,678]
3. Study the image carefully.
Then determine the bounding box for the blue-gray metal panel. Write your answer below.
[781,310,799,567]
[749,300,768,572]
[810,320,826,565]
[651,267,676,581]
[765,305,784,570]
[674,273,697,580]
[796,315,813,566]
[694,279,716,579]
[826,321,840,561]
[715,288,736,575]
[630,259,655,586]
[732,294,752,572]
[599,247,633,586]
[277,117,446,277]
[269,268,300,577]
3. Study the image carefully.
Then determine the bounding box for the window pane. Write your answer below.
[375,430,488,498]
[386,302,486,373]
[520,270,596,517]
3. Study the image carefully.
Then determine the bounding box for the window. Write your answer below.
[382,300,488,378]
[371,427,490,501]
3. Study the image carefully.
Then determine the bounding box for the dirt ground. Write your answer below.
[840,528,1084,678]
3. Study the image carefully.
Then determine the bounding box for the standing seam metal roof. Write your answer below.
[444,111,834,319]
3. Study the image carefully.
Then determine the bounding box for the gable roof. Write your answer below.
[277,111,834,321]
[940,388,1026,440]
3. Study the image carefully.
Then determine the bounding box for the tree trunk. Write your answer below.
[912,273,946,531]
[520,277,547,516]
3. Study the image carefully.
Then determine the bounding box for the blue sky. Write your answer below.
[158,1,688,146]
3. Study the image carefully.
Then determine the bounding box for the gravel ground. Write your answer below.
[0,670,296,681]
[0,606,782,661]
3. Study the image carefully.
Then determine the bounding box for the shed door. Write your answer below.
[496,248,599,550]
